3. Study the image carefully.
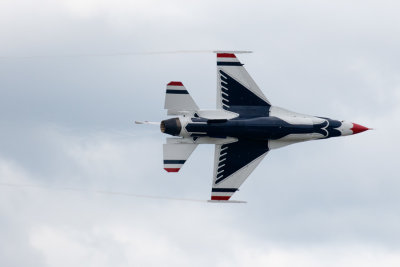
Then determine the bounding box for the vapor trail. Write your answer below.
[0,50,252,59]
[0,50,216,59]
[0,182,207,203]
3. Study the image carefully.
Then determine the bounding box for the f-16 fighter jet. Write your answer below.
[140,51,370,202]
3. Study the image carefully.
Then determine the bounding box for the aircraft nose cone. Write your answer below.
[351,123,369,134]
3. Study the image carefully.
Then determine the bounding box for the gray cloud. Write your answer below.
[1,0,400,266]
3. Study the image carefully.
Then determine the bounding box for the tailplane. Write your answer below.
[163,143,197,172]
[164,81,199,115]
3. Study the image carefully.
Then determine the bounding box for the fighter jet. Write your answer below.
[138,51,370,202]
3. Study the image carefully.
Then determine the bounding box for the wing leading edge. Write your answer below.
[211,139,269,201]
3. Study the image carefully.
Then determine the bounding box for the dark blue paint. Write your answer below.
[219,70,270,117]
[212,188,238,192]
[216,140,268,184]
[217,62,244,66]
[164,160,186,164]
[166,89,189,94]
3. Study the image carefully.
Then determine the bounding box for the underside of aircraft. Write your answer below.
[138,51,370,202]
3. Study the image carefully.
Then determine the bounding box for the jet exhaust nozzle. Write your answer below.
[160,118,182,136]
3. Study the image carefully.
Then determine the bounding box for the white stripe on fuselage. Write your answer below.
[269,106,325,124]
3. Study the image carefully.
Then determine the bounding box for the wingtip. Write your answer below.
[213,50,253,54]
[207,200,247,204]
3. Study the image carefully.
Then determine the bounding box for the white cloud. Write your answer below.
[61,0,192,21]
[29,220,400,267]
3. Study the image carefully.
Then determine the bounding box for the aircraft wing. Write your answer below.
[216,52,271,117]
[211,139,269,201]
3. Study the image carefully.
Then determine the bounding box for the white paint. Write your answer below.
[163,143,197,170]
[164,83,199,114]
[196,109,238,120]
[337,121,354,136]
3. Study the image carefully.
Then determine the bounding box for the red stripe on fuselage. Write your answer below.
[164,168,180,172]
[217,53,236,58]
[167,81,183,86]
[211,196,231,201]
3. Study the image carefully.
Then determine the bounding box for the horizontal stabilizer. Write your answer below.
[163,143,198,172]
[164,81,199,115]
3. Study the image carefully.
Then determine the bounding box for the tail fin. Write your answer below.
[164,81,199,115]
[163,143,198,172]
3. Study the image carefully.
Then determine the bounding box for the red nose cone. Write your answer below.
[351,123,369,134]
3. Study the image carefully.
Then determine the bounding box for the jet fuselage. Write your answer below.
[185,116,342,140]
[161,107,368,144]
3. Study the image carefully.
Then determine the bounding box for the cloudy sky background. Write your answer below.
[1,0,400,266]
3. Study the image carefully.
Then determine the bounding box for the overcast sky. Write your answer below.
[1,0,400,266]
